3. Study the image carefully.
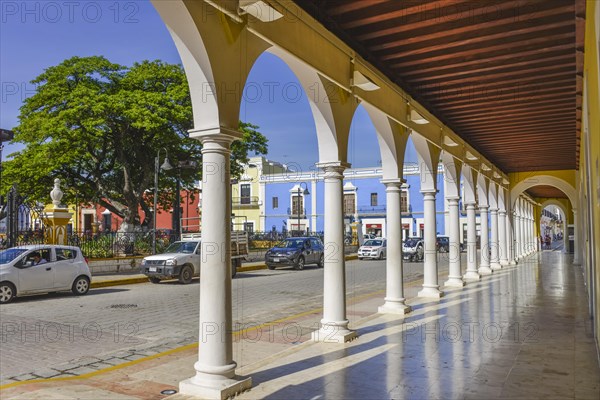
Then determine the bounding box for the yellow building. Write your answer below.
[231,156,288,232]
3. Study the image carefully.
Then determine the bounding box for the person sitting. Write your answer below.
[31,252,47,265]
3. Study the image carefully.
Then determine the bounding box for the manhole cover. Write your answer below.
[110,304,138,309]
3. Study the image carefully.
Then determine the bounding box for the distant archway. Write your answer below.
[511,175,577,209]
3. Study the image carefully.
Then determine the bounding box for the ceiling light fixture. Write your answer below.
[352,70,380,91]
[239,0,283,22]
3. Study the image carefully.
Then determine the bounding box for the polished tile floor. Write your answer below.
[238,251,600,399]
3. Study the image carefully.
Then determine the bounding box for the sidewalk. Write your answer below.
[2,251,598,399]
[90,254,358,289]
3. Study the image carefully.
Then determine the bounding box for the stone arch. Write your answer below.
[411,133,441,192]
[511,175,577,210]
[361,103,409,180]
[440,151,462,198]
[266,47,355,164]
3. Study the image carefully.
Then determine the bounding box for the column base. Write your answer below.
[490,262,502,270]
[478,266,493,275]
[509,260,517,265]
[418,286,444,299]
[378,301,412,315]
[500,260,509,266]
[179,375,251,400]
[463,271,481,281]
[444,277,465,287]
[311,322,357,343]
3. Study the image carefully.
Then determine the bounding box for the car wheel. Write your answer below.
[295,256,305,270]
[0,282,16,304]
[417,247,424,261]
[71,276,90,295]
[179,265,193,284]
[318,254,324,268]
[267,264,276,270]
[358,257,363,261]
[378,251,383,260]
[148,277,161,284]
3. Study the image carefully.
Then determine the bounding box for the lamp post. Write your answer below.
[153,148,173,254]
[0,129,15,205]
[296,182,310,236]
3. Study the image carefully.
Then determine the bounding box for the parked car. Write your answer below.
[358,239,387,260]
[265,237,324,270]
[141,232,248,283]
[402,238,424,262]
[0,245,92,304]
[436,236,450,252]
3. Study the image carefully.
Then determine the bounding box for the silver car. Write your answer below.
[0,245,92,304]
[358,239,387,260]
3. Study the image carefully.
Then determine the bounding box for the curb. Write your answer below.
[90,254,359,288]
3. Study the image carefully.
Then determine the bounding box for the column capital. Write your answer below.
[316,161,350,177]
[446,197,460,205]
[420,189,439,195]
[498,210,507,216]
[445,196,461,201]
[489,207,499,213]
[380,178,406,187]
[188,126,242,142]
[478,205,490,211]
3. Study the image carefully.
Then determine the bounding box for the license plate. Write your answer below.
[273,258,279,262]
[149,267,157,272]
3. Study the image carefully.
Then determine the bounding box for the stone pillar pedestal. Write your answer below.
[463,203,480,281]
[490,208,501,270]
[444,197,464,287]
[311,162,357,343]
[478,205,492,275]
[418,191,443,298]
[378,180,411,314]
[179,128,251,399]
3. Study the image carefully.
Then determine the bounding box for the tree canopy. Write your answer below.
[2,56,268,228]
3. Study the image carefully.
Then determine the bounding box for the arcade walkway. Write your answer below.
[233,251,600,400]
[2,251,598,399]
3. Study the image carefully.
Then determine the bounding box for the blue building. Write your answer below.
[233,157,482,242]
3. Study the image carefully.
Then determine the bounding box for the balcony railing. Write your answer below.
[232,196,259,207]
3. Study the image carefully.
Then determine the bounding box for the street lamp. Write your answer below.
[295,182,310,236]
[0,128,15,205]
[153,148,173,254]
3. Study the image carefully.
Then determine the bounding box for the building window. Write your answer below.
[292,195,303,216]
[401,191,408,213]
[272,196,278,209]
[370,193,378,207]
[343,193,356,216]
[240,184,251,205]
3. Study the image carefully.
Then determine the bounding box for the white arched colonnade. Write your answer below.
[151,1,518,397]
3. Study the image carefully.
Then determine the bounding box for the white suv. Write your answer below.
[0,245,92,304]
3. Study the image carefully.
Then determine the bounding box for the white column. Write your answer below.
[444,197,464,287]
[311,178,317,232]
[378,180,411,314]
[515,214,522,259]
[519,206,527,258]
[478,205,492,275]
[312,163,356,343]
[418,191,443,298]
[507,211,517,264]
[573,209,580,264]
[180,130,251,398]
[490,208,501,270]
[463,203,480,280]
[499,210,508,265]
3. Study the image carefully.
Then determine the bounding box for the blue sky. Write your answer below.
[1,0,416,170]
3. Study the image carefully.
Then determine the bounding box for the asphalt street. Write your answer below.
[0,256,452,383]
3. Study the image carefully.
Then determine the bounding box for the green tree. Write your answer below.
[2,56,267,229]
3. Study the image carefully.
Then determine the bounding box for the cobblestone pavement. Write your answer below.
[0,256,451,385]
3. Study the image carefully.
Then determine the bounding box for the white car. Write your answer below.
[358,239,387,260]
[0,245,92,304]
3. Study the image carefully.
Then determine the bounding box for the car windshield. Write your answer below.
[277,239,305,249]
[404,239,420,247]
[364,240,383,246]
[0,248,28,264]
[163,241,198,254]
